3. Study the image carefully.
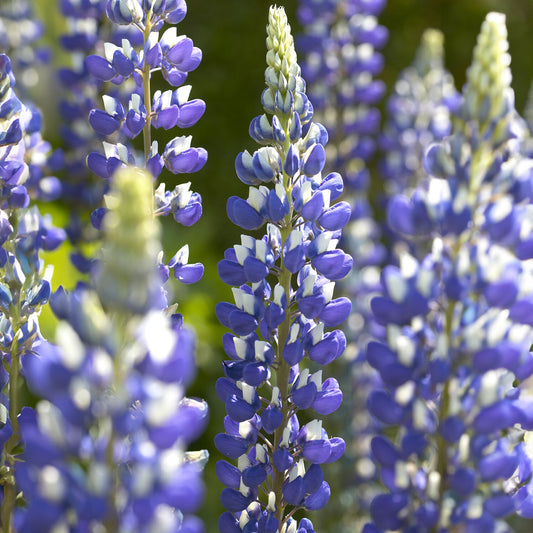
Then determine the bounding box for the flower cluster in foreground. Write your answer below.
[19,168,207,533]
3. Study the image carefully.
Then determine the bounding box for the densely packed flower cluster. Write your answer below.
[0,53,65,531]
[83,0,206,280]
[18,168,207,532]
[296,2,388,528]
[215,6,352,532]
[365,13,533,531]
[86,0,206,182]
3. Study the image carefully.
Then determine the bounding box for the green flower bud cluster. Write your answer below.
[463,12,512,134]
[97,168,162,314]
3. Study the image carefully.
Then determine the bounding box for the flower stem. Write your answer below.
[1,335,20,533]
[272,119,296,526]
[1,215,23,533]
[273,256,292,525]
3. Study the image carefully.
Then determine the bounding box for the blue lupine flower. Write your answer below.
[18,167,207,533]
[57,0,108,216]
[379,28,458,198]
[216,7,352,532]
[296,1,388,528]
[0,53,65,530]
[365,13,533,531]
[86,0,206,281]
[0,0,47,98]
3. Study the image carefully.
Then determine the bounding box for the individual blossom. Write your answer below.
[85,0,205,280]
[365,13,533,532]
[216,6,352,532]
[0,54,65,530]
[18,167,207,533]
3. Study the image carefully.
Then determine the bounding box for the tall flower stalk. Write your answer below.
[365,13,533,531]
[296,1,388,527]
[0,55,65,531]
[216,7,352,532]
[56,0,110,271]
[17,167,208,532]
[85,0,206,282]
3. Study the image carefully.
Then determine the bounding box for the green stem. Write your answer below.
[104,312,129,533]
[104,429,118,533]
[272,257,293,525]
[1,214,22,533]
[272,117,295,526]
[1,335,20,533]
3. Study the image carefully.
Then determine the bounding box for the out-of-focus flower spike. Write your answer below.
[18,163,207,531]
[297,1,388,528]
[379,28,457,197]
[366,12,533,531]
[0,52,65,529]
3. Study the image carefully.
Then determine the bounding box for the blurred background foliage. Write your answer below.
[22,0,533,530]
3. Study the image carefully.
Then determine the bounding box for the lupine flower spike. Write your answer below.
[365,13,533,532]
[297,2,388,528]
[86,0,206,281]
[379,28,458,199]
[216,6,352,532]
[0,54,65,530]
[55,0,110,271]
[18,167,208,532]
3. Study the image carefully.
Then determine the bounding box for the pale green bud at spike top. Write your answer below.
[266,5,298,75]
[96,167,162,315]
[414,28,445,77]
[463,12,512,131]
[264,6,304,108]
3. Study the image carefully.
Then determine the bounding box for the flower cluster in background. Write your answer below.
[296,1,388,530]
[0,0,532,532]
[366,12,533,531]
